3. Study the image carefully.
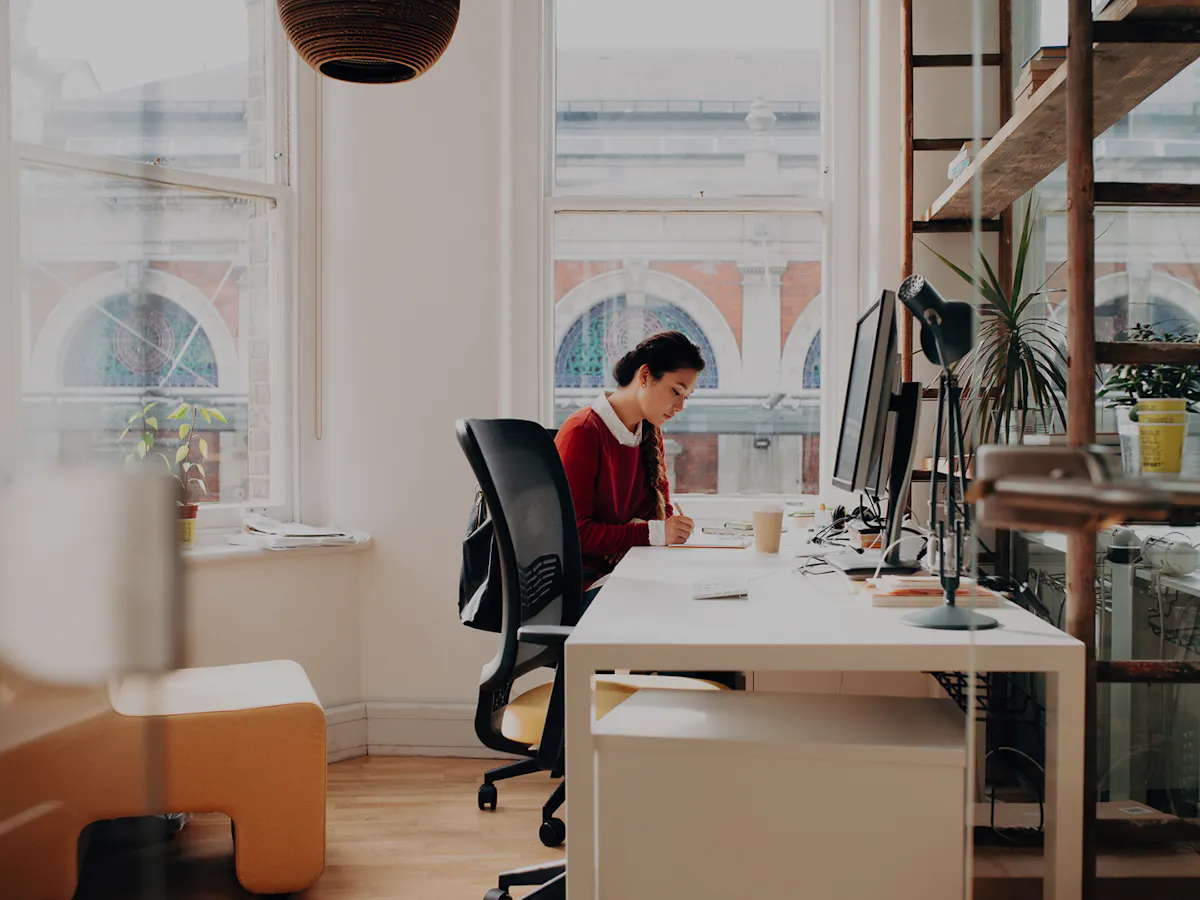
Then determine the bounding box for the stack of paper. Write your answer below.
[670,531,751,549]
[233,514,364,551]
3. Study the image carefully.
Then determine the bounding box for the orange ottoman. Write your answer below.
[0,659,326,899]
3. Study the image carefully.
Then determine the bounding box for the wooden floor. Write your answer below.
[75,756,1200,900]
[75,757,562,900]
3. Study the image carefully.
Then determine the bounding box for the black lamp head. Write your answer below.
[897,274,975,366]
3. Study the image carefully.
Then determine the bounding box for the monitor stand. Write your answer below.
[823,549,922,581]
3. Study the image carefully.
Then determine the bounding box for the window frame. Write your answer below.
[535,0,863,494]
[0,3,303,532]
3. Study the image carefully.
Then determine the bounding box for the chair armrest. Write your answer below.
[517,625,574,646]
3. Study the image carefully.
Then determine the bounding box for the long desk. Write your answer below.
[564,542,1087,900]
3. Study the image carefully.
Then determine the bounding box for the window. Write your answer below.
[7,0,291,520]
[1038,58,1200,335]
[1034,57,1200,435]
[550,0,830,495]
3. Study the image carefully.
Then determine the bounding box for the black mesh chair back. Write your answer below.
[456,418,583,755]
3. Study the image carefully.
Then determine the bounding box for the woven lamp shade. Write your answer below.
[277,0,460,84]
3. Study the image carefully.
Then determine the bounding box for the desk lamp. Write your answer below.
[897,274,999,631]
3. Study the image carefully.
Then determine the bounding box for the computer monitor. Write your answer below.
[832,292,897,494]
[825,291,923,579]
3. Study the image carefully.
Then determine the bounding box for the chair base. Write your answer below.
[539,781,566,846]
[479,756,543,810]
[486,860,566,899]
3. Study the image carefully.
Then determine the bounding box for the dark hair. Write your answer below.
[611,331,706,519]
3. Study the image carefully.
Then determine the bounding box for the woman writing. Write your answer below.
[555,330,704,594]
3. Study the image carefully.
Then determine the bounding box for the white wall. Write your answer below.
[184,553,362,707]
[319,0,515,706]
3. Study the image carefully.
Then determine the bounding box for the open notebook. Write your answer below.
[667,530,752,550]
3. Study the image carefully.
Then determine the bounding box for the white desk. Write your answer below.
[564,544,1087,900]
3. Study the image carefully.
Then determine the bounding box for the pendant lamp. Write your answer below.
[277,0,460,84]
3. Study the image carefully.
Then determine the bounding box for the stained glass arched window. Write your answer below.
[555,295,720,389]
[62,293,219,388]
[803,329,820,389]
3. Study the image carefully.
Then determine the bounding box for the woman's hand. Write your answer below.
[664,515,695,545]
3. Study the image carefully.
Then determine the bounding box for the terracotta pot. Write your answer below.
[178,503,199,547]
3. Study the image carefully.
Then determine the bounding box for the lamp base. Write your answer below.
[902,603,1000,631]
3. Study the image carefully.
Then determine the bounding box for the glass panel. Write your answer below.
[554,0,823,198]
[1094,60,1200,186]
[19,165,276,505]
[1042,205,1200,440]
[1044,207,1200,339]
[12,0,277,182]
[1015,532,1200,819]
[553,211,822,495]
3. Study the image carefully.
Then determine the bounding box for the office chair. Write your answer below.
[456,418,724,861]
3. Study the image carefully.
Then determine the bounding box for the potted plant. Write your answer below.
[1098,323,1200,476]
[925,201,1068,446]
[120,399,226,545]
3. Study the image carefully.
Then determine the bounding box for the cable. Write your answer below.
[985,746,1046,840]
[871,537,911,580]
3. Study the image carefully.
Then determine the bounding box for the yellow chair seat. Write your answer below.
[497,674,728,746]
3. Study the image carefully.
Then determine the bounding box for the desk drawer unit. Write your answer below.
[593,689,968,900]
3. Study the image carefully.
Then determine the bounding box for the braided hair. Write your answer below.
[611,331,706,518]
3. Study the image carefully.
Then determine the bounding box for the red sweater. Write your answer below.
[555,405,674,579]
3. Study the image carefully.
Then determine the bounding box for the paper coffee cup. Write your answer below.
[752,505,784,553]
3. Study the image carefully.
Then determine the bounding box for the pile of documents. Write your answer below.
[232,513,365,551]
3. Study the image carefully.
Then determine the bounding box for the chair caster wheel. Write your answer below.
[484,890,512,900]
[478,782,498,811]
[539,816,566,847]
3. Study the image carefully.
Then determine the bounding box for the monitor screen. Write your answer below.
[832,291,897,493]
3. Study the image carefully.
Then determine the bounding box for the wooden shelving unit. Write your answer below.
[902,0,1013,380]
[922,1,1200,223]
[1062,2,1200,894]
[906,2,1200,893]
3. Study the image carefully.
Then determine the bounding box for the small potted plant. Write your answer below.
[120,399,226,545]
[1098,323,1200,476]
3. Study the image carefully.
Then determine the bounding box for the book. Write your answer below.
[947,143,973,180]
[1023,45,1066,67]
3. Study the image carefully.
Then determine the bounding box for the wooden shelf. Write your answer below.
[913,53,1002,67]
[923,4,1200,222]
[1096,340,1200,364]
[1097,0,1200,21]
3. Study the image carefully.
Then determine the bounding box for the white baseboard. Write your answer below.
[324,701,517,762]
[325,702,367,764]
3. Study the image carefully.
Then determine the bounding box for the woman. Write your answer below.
[555,330,704,594]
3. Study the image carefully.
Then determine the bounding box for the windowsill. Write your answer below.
[183,529,374,564]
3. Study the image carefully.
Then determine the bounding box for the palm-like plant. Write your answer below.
[925,201,1067,445]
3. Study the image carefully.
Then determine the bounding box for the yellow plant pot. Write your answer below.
[178,504,199,546]
[1136,400,1189,475]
